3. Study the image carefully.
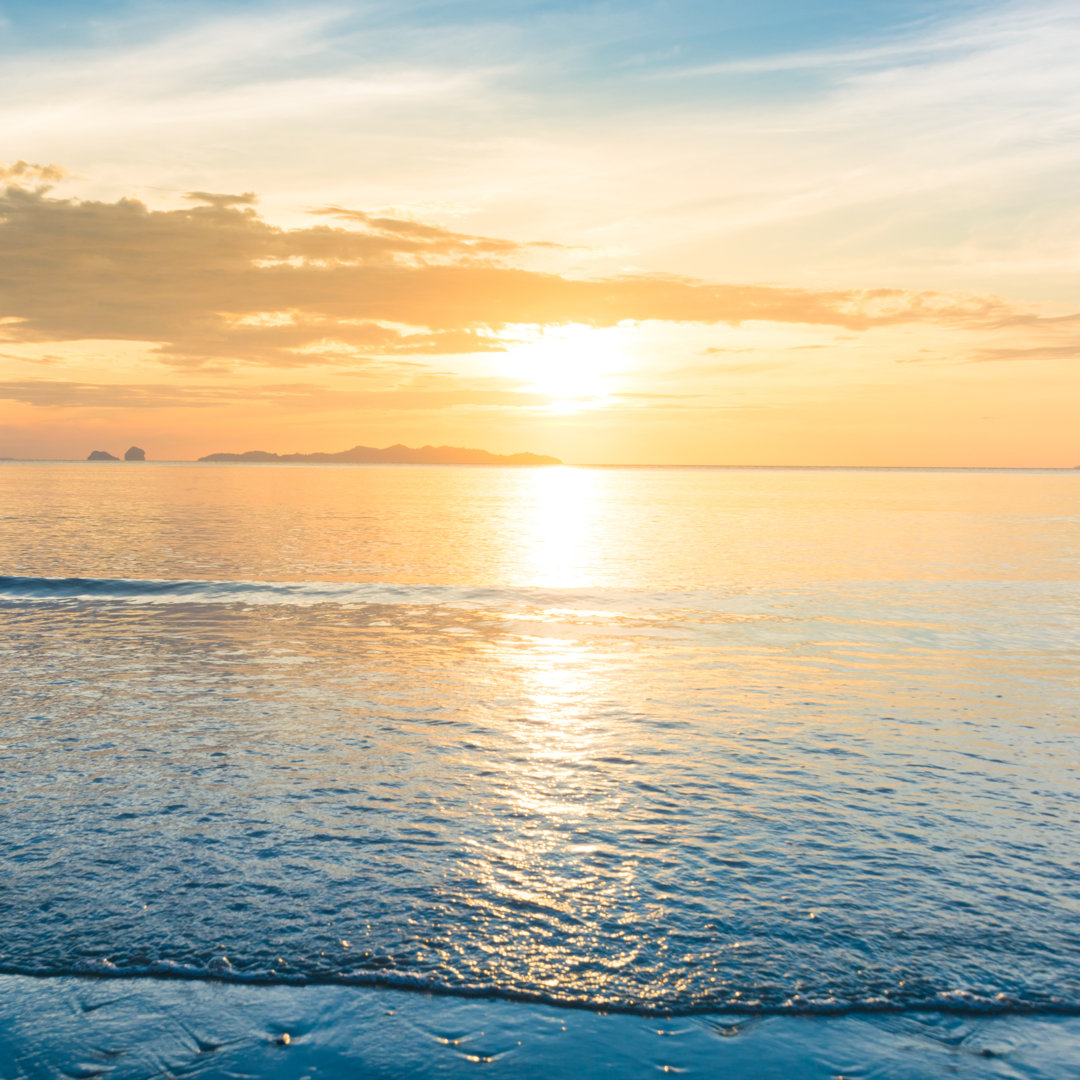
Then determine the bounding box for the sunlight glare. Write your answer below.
[501,323,633,411]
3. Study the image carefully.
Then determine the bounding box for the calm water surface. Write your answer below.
[1,464,1078,1013]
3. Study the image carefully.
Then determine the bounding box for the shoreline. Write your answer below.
[4,965,1079,1020]
[2,974,1078,1079]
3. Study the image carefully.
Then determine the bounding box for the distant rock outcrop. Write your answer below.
[124,446,147,461]
[87,450,119,461]
[199,443,562,466]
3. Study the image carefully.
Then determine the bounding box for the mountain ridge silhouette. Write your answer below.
[198,443,561,465]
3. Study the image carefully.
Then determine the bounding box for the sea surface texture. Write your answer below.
[1,464,1078,1015]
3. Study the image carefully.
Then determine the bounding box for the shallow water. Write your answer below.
[1,464,1078,1014]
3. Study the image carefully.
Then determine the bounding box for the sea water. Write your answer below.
[1,464,1078,1019]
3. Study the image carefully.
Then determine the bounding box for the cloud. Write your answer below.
[308,206,526,254]
[968,343,1080,362]
[186,191,258,208]
[0,379,236,409]
[0,7,486,176]
[657,36,957,80]
[0,378,553,411]
[0,160,68,184]
[4,0,1079,301]
[674,360,789,378]
[0,183,1055,371]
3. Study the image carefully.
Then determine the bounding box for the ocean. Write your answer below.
[2,463,1078,1076]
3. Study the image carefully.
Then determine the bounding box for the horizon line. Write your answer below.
[2,459,1077,472]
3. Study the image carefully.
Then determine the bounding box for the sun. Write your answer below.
[500,323,633,411]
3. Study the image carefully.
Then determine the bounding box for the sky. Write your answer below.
[0,0,1078,465]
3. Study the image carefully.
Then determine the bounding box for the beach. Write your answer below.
[5,974,1080,1079]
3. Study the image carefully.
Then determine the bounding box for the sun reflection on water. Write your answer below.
[516,466,603,590]
[481,631,613,831]
[464,627,643,998]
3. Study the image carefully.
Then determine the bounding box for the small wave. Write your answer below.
[0,574,455,607]
[1,959,1076,1019]
[0,574,733,617]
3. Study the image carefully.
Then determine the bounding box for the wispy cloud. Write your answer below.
[0,6,488,158]
[968,343,1080,363]
[569,1,1080,288]
[4,0,1078,297]
[656,33,955,79]
[0,378,554,411]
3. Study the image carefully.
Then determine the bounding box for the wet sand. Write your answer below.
[2,975,1077,1079]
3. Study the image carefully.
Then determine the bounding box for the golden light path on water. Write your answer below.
[469,465,633,997]
[518,465,602,589]
[0,464,1078,1014]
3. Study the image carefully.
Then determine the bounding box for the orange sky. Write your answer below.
[1,2,1078,465]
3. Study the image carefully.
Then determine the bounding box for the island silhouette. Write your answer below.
[86,446,147,461]
[198,443,561,465]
